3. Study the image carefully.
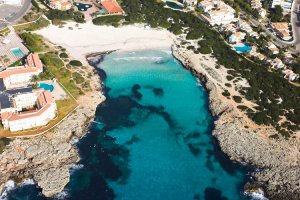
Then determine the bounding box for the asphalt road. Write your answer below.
[0,0,31,28]
[7,0,32,23]
[240,11,293,49]
[291,0,300,52]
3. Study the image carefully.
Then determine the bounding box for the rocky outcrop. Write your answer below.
[0,66,106,197]
[172,45,300,200]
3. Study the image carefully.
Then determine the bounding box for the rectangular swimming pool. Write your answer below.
[11,48,24,57]
[233,44,252,53]
[38,83,54,92]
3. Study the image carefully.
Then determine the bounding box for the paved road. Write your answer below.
[240,11,293,49]
[7,0,32,24]
[291,0,300,52]
[0,0,31,29]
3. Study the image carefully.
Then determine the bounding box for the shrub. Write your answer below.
[168,23,182,35]
[92,15,124,26]
[69,60,82,66]
[225,83,231,87]
[72,72,85,84]
[222,90,230,97]
[186,29,203,40]
[60,52,68,58]
[233,95,242,103]
[226,75,234,81]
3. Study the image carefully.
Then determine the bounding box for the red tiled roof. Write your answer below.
[1,90,54,121]
[0,53,42,78]
[101,0,124,14]
[26,53,43,70]
[0,67,39,78]
[8,104,51,121]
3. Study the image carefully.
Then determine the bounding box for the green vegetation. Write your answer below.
[31,0,41,12]
[40,53,82,98]
[59,52,69,58]
[186,29,203,40]
[69,60,82,66]
[0,138,10,153]
[223,0,253,17]
[31,68,53,81]
[225,83,231,87]
[15,17,49,32]
[222,90,231,97]
[198,40,212,54]
[120,0,300,136]
[270,5,283,22]
[19,32,45,52]
[47,9,85,23]
[233,95,242,103]
[72,72,85,84]
[168,23,182,35]
[92,15,124,27]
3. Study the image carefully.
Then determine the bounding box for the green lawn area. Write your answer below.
[19,32,47,52]
[40,53,83,99]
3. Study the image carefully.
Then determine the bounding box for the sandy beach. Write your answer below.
[36,21,174,61]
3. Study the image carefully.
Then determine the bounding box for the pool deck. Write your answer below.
[38,80,68,100]
[73,0,100,20]
[0,32,29,69]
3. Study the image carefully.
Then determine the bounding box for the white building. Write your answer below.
[198,0,215,12]
[200,1,236,25]
[229,32,246,43]
[0,53,43,89]
[251,0,262,9]
[1,89,57,132]
[259,8,267,18]
[267,42,279,54]
[271,0,292,11]
[270,58,285,69]
[282,69,299,81]
[0,53,57,132]
[49,0,72,11]
[271,22,292,41]
[183,0,198,6]
[249,50,266,60]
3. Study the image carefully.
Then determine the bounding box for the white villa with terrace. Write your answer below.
[199,0,236,25]
[229,32,246,43]
[48,0,72,11]
[0,53,57,132]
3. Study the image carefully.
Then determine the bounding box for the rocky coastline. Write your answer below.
[172,45,300,200]
[0,58,106,197]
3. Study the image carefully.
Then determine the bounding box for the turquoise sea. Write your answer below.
[4,49,250,200]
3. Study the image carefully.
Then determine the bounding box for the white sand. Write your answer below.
[36,21,174,61]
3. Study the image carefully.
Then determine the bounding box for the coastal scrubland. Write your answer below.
[92,15,124,27]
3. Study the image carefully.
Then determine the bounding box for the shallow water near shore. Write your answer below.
[5,49,251,200]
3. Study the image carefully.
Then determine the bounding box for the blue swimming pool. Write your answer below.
[11,48,24,57]
[74,2,92,11]
[38,83,54,92]
[165,1,184,10]
[234,44,252,53]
